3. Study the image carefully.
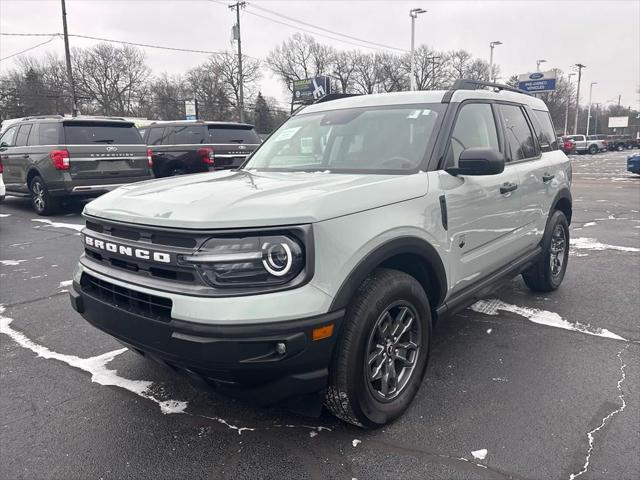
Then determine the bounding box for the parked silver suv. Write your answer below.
[69,80,572,427]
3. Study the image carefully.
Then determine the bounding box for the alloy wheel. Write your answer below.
[365,302,421,402]
[32,181,45,212]
[549,224,566,277]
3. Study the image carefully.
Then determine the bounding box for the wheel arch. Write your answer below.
[329,237,447,315]
[26,167,43,187]
[551,188,572,225]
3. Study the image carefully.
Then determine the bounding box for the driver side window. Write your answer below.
[0,126,18,148]
[446,103,499,168]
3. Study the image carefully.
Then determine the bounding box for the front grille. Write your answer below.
[81,273,172,322]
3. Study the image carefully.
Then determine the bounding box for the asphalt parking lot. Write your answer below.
[1,150,638,480]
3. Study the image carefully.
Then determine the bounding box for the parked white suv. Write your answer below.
[70,80,572,427]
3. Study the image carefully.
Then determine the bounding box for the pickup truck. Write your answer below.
[567,134,606,154]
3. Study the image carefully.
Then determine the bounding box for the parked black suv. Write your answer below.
[607,135,638,151]
[0,116,152,215]
[143,121,261,178]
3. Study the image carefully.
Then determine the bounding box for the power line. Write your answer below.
[209,0,404,53]
[0,35,59,62]
[248,3,408,53]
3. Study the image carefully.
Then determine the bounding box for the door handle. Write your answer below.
[500,182,518,194]
[542,173,555,183]
[23,154,29,159]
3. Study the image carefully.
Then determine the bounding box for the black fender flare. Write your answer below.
[329,236,447,312]
[550,187,572,224]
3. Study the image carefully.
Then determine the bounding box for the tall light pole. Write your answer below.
[60,0,78,116]
[229,1,246,122]
[586,81,597,136]
[409,8,426,91]
[563,72,576,135]
[593,103,600,134]
[573,63,586,134]
[489,41,502,83]
[536,59,547,72]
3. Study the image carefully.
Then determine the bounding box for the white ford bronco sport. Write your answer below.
[70,80,572,427]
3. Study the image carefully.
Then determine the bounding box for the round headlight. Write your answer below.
[262,242,293,276]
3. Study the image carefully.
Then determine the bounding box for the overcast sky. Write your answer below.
[1,0,638,110]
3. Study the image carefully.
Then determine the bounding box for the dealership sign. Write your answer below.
[185,100,197,120]
[517,71,557,93]
[608,116,629,128]
[292,76,331,103]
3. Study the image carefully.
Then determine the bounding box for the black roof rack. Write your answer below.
[442,79,530,103]
[313,93,361,104]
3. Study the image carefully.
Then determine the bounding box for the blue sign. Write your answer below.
[518,78,557,93]
[185,114,197,120]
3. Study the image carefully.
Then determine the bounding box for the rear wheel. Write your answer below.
[523,210,569,292]
[588,144,598,154]
[324,269,431,428]
[29,175,60,216]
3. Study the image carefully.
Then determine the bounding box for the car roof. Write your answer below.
[301,88,548,115]
[149,120,255,128]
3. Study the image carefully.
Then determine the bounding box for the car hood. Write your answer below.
[84,169,429,229]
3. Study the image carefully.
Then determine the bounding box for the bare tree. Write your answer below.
[266,33,333,93]
[146,73,189,120]
[210,52,261,121]
[351,51,380,94]
[330,50,357,93]
[185,63,233,121]
[377,52,408,92]
[72,43,150,116]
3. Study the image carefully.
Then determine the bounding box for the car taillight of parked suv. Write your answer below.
[143,121,261,178]
[0,115,153,215]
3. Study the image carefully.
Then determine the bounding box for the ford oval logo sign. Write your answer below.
[106,146,118,152]
[529,72,544,80]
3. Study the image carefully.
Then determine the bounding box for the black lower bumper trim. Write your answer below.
[71,282,343,404]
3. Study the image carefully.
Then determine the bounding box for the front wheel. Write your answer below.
[30,176,60,216]
[522,210,569,292]
[324,269,431,428]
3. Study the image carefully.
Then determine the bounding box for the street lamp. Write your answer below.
[489,41,502,83]
[586,81,597,136]
[536,59,547,71]
[563,72,576,135]
[409,7,427,91]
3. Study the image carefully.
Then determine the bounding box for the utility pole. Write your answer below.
[617,94,621,107]
[586,81,597,136]
[573,63,586,134]
[60,0,78,116]
[563,72,576,135]
[593,103,600,134]
[489,41,502,83]
[409,8,426,91]
[229,1,246,122]
[536,59,547,72]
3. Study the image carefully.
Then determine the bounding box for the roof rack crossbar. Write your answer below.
[451,79,530,96]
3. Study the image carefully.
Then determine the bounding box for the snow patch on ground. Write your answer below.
[583,222,597,227]
[568,348,628,480]
[0,213,11,218]
[470,299,628,341]
[0,259,27,266]
[352,439,362,447]
[471,449,487,460]
[571,237,639,253]
[31,218,83,232]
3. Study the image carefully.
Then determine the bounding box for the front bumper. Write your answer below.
[69,277,343,405]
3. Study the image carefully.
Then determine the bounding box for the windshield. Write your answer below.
[208,126,260,144]
[244,104,444,173]
[63,122,143,145]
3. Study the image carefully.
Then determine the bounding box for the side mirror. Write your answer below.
[447,147,505,176]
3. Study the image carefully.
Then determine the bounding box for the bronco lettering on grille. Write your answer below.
[84,235,171,263]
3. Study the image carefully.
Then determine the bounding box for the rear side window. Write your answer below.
[63,122,143,145]
[0,126,17,147]
[208,126,261,144]
[532,110,558,152]
[172,125,204,144]
[15,124,32,147]
[499,104,538,161]
[39,123,60,145]
[446,103,499,167]
[147,127,167,145]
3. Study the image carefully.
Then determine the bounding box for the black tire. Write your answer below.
[324,268,431,428]
[29,175,60,216]
[588,144,598,154]
[522,210,569,292]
